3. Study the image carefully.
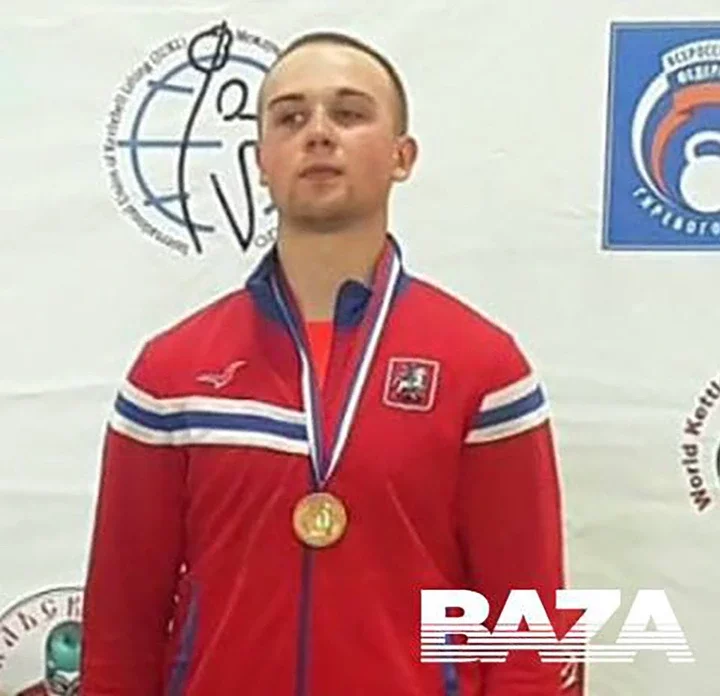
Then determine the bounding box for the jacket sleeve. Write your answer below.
[456,336,576,696]
[81,343,187,695]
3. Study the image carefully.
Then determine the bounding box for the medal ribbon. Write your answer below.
[270,245,402,488]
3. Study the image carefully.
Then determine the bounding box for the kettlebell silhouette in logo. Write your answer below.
[679,131,720,214]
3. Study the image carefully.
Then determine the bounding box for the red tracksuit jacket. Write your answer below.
[81,236,573,695]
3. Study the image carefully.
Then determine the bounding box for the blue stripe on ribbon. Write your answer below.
[115,394,308,441]
[473,385,545,429]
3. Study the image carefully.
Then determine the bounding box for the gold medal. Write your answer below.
[292,492,348,548]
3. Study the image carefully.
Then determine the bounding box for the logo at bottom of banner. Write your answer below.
[0,587,83,696]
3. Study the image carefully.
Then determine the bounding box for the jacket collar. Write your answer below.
[246,234,406,328]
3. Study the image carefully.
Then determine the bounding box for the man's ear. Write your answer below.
[256,142,268,187]
[391,135,419,183]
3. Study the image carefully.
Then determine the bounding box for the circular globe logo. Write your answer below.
[102,22,280,257]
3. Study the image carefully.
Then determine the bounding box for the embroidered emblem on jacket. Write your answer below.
[383,358,439,412]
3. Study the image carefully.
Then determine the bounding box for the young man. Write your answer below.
[81,30,578,696]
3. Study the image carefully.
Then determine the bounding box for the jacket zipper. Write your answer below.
[294,547,314,696]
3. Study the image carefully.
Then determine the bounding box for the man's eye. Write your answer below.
[278,112,304,126]
[335,108,363,121]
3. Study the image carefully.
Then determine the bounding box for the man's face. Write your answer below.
[257,43,416,229]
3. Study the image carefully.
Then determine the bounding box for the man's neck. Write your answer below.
[276,215,387,322]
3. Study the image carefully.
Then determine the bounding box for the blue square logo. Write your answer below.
[603,22,720,250]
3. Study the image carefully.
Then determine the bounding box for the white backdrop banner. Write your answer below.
[2,2,719,695]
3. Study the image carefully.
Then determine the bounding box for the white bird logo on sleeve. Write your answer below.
[196,360,247,389]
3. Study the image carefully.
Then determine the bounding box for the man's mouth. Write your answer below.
[300,164,343,179]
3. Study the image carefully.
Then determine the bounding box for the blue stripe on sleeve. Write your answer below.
[115,394,308,441]
[473,385,545,429]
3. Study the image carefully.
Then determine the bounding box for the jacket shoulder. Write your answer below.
[406,275,516,348]
[150,288,249,347]
[125,289,251,395]
[404,275,535,396]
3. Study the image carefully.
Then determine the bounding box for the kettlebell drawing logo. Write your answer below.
[604,26,720,249]
[679,131,720,214]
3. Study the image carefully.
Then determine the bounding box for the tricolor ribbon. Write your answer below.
[270,242,402,488]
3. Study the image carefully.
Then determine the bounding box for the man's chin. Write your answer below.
[288,206,358,232]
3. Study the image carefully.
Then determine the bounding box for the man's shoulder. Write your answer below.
[405,274,516,350]
[403,274,535,397]
[405,276,550,433]
[149,288,250,351]
[125,288,252,390]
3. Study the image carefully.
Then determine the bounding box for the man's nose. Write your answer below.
[304,107,335,149]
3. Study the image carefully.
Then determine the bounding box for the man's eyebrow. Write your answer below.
[266,87,376,110]
[335,87,375,102]
[267,93,306,110]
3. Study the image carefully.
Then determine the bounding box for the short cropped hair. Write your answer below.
[257,31,409,135]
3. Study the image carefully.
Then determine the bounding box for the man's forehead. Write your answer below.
[263,43,394,103]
